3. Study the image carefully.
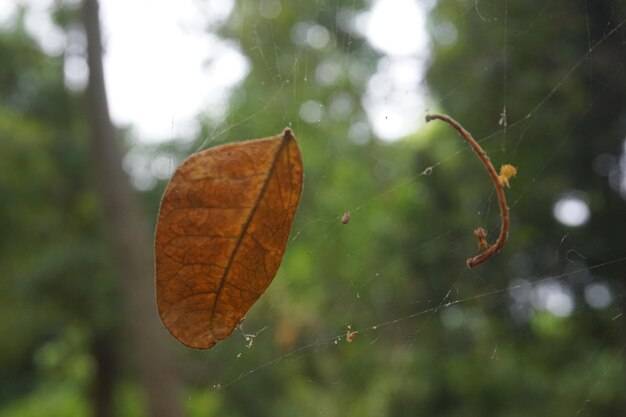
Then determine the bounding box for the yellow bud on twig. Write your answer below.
[498,164,517,188]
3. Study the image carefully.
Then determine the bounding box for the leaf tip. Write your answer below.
[282,127,295,142]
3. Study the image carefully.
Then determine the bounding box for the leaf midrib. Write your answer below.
[208,135,290,331]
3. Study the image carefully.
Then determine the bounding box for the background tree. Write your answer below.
[81,0,181,416]
[0,2,182,416]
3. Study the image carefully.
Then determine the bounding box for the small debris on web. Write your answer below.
[238,324,268,349]
[499,108,508,127]
[346,326,358,342]
[244,335,254,348]
[423,166,433,176]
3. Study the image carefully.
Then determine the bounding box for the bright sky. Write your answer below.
[0,0,430,141]
[360,0,431,140]
[97,0,251,141]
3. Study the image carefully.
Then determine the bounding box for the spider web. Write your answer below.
[164,1,626,415]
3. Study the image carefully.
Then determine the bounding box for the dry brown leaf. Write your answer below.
[155,128,303,349]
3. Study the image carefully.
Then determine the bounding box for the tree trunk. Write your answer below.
[91,333,116,417]
[81,0,182,416]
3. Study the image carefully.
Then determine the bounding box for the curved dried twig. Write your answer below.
[425,114,516,268]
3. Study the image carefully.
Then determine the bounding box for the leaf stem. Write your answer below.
[425,114,510,268]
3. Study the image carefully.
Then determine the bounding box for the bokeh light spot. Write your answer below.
[584,282,612,309]
[553,193,590,227]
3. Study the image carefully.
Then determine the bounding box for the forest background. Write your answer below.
[1,0,625,416]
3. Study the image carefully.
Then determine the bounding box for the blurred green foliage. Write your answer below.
[1,0,626,416]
